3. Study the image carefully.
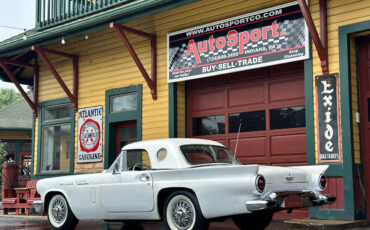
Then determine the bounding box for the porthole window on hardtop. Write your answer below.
[157,148,167,161]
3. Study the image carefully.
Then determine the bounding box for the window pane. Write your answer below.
[119,127,130,140]
[0,141,16,161]
[0,141,16,154]
[22,154,32,168]
[111,93,137,113]
[126,150,151,169]
[193,115,225,136]
[20,142,32,152]
[270,106,306,130]
[229,110,266,133]
[41,124,71,172]
[42,104,71,122]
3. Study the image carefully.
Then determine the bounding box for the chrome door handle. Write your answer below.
[139,174,150,182]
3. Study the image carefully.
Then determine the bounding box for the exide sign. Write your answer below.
[167,1,309,83]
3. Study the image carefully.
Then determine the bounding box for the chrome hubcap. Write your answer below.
[52,198,66,223]
[171,199,194,229]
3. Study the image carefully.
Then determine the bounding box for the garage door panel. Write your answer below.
[269,62,304,77]
[190,90,224,112]
[229,137,267,158]
[270,134,306,155]
[227,68,268,84]
[269,78,305,103]
[228,84,265,108]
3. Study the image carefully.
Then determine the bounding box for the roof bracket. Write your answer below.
[32,46,79,112]
[0,58,38,117]
[110,22,157,100]
[298,0,328,74]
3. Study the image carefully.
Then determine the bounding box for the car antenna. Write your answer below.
[233,119,242,164]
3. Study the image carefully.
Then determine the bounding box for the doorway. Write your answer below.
[358,37,370,218]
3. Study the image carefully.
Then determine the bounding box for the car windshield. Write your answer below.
[180,145,239,165]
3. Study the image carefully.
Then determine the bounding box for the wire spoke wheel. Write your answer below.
[47,194,78,230]
[164,191,208,230]
[51,198,67,223]
[171,199,194,229]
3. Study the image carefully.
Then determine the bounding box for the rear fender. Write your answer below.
[290,165,329,191]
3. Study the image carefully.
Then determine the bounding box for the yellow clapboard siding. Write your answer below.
[310,0,370,163]
[34,0,370,171]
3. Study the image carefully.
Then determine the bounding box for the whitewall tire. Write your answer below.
[47,194,79,230]
[163,191,208,230]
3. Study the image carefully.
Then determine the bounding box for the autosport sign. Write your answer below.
[167,1,309,83]
[78,106,103,163]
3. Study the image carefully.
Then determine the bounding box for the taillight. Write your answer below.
[256,175,265,193]
[319,174,327,189]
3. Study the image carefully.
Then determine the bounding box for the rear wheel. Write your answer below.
[47,194,79,230]
[232,211,273,230]
[163,191,208,230]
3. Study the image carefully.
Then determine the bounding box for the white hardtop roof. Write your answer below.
[122,138,224,150]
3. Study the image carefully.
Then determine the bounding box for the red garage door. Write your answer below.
[187,62,306,166]
[187,62,307,217]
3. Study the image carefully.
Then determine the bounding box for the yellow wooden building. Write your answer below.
[0,0,370,220]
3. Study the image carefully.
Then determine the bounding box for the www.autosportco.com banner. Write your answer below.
[167,1,309,83]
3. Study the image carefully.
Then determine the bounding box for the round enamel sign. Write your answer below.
[79,118,101,152]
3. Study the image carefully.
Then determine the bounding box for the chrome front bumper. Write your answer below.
[246,192,336,212]
[33,200,44,214]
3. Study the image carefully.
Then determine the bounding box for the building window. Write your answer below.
[193,115,225,136]
[39,102,74,174]
[110,93,137,113]
[229,110,266,133]
[270,106,306,130]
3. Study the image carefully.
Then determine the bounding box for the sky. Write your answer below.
[0,1,35,91]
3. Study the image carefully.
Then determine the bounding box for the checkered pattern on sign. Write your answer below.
[169,18,306,71]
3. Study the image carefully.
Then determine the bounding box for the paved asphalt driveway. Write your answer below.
[0,216,285,230]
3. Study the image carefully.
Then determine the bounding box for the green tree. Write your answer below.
[0,88,22,109]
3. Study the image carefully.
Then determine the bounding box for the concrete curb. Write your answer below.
[284,219,370,230]
[0,210,47,220]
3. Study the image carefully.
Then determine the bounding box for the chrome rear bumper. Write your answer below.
[246,192,336,212]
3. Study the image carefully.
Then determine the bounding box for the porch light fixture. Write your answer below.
[0,25,28,41]
[85,34,89,40]
[61,37,66,45]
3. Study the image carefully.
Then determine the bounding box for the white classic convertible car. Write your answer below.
[34,138,335,230]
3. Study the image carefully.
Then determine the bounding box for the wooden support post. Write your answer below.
[298,0,328,74]
[110,22,157,100]
[32,46,79,111]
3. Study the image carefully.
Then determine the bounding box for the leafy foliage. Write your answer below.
[0,88,22,109]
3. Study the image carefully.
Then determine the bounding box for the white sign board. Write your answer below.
[77,106,103,163]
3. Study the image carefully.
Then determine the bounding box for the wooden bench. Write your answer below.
[2,187,17,215]
[3,180,41,215]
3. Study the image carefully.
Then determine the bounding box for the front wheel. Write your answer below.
[163,191,208,230]
[232,211,273,230]
[47,194,79,230]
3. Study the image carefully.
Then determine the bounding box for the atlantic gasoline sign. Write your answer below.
[78,106,103,163]
[315,74,342,163]
[167,1,309,83]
